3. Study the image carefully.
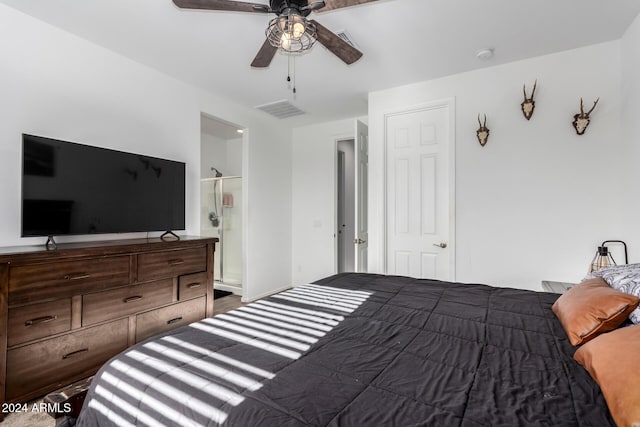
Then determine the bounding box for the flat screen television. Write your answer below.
[22,134,186,237]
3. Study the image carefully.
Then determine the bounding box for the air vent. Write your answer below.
[335,30,357,48]
[255,100,306,119]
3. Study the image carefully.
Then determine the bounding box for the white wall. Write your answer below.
[621,13,640,256]
[0,8,202,245]
[236,124,292,301]
[368,41,623,291]
[201,133,228,179]
[200,134,243,179]
[0,4,292,301]
[291,118,359,284]
[225,138,243,177]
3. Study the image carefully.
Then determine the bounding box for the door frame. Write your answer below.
[382,98,456,279]
[199,112,247,298]
[354,119,369,273]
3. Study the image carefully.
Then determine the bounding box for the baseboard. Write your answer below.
[242,284,292,303]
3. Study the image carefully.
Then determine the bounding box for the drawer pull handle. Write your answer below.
[62,348,89,360]
[25,315,58,326]
[123,295,143,303]
[187,282,202,289]
[63,273,90,280]
[167,317,183,325]
[168,259,185,266]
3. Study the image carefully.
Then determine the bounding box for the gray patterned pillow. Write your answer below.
[587,263,640,324]
[586,264,628,280]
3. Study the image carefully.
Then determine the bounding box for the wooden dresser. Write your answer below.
[0,236,217,407]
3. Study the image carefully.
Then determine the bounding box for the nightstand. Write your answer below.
[541,280,576,294]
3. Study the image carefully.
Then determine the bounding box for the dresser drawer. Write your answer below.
[8,299,72,347]
[136,296,206,342]
[178,272,208,301]
[137,246,207,282]
[9,256,130,305]
[6,318,128,401]
[82,279,174,326]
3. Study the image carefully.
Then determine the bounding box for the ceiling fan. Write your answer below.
[172,0,380,67]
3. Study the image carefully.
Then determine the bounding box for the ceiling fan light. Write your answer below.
[281,33,292,50]
[266,13,316,54]
[293,22,305,38]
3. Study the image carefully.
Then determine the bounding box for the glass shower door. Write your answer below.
[200,177,242,290]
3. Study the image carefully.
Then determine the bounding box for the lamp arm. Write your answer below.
[601,240,628,264]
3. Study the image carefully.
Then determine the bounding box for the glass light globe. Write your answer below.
[280,32,292,50]
[293,22,305,39]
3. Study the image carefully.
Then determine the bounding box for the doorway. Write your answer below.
[200,113,244,296]
[337,139,355,273]
[335,119,369,274]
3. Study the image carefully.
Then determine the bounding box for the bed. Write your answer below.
[74,272,617,426]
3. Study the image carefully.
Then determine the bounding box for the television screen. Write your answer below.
[22,134,186,237]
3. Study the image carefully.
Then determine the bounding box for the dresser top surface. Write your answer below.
[0,236,218,263]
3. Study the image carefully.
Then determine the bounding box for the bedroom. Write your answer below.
[0,0,639,426]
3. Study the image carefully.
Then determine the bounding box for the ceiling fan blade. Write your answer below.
[317,0,379,12]
[300,1,326,12]
[251,39,278,68]
[310,20,363,65]
[172,0,270,13]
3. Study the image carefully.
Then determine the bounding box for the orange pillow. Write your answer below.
[552,278,639,346]
[574,325,640,427]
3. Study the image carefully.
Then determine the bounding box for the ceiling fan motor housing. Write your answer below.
[271,0,314,16]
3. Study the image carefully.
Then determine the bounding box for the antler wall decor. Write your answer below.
[572,97,599,135]
[476,114,490,147]
[521,80,537,120]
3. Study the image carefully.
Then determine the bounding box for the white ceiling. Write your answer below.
[3,0,640,126]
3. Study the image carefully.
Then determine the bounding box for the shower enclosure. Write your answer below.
[201,176,242,293]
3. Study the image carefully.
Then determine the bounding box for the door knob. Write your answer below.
[433,242,447,248]
[354,238,367,244]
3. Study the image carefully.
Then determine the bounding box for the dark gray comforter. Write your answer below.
[76,273,613,426]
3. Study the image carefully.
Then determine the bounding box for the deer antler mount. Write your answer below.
[521,80,537,120]
[476,114,490,147]
[572,97,599,135]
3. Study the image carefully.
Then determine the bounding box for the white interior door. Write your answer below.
[354,120,369,272]
[385,104,453,280]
